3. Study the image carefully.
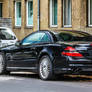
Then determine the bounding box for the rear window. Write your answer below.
[56,31,92,41]
[0,28,16,40]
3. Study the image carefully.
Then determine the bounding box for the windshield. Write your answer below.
[56,31,92,41]
[0,28,16,40]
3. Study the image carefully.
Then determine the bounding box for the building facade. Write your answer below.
[0,0,12,28]
[1,0,92,40]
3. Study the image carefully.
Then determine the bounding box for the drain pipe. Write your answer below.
[37,0,40,31]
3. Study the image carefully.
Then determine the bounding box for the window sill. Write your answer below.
[25,26,33,29]
[87,25,92,28]
[63,25,72,28]
[14,26,21,29]
[50,25,58,28]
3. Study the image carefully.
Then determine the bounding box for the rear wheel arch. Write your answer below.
[38,52,54,65]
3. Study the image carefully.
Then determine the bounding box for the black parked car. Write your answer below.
[0,30,92,80]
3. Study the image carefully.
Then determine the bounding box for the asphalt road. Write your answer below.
[0,73,92,92]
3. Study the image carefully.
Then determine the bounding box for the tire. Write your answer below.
[0,53,8,74]
[39,55,53,80]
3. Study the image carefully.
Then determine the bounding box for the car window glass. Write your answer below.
[41,33,51,43]
[58,33,73,41]
[56,31,92,41]
[0,29,15,40]
[22,32,51,45]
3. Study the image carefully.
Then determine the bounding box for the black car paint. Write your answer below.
[1,30,92,75]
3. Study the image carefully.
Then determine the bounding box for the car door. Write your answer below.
[8,32,52,70]
[7,45,27,68]
[7,33,40,69]
[18,32,52,69]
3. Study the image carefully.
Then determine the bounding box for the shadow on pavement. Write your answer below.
[6,72,92,82]
[54,75,92,82]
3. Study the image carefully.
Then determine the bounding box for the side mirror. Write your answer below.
[15,41,21,46]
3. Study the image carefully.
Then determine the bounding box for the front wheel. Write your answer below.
[39,55,53,80]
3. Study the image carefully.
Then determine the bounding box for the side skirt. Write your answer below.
[6,67,38,73]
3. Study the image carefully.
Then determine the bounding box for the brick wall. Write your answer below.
[0,18,12,28]
[0,0,12,29]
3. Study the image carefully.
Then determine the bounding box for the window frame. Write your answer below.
[63,0,72,27]
[15,1,21,27]
[0,2,2,18]
[88,0,92,27]
[50,0,58,27]
[26,0,33,27]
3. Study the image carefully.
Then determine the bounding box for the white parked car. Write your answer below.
[0,27,17,47]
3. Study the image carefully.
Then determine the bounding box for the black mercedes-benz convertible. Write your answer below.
[0,30,92,80]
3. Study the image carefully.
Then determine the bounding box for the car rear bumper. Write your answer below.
[54,56,92,75]
[54,65,92,75]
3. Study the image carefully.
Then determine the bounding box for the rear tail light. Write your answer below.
[90,44,92,46]
[62,46,83,57]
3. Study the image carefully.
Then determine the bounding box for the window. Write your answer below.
[22,32,51,45]
[0,3,2,18]
[50,0,57,27]
[15,1,21,26]
[88,0,92,26]
[63,0,72,27]
[26,0,33,26]
[0,28,16,40]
